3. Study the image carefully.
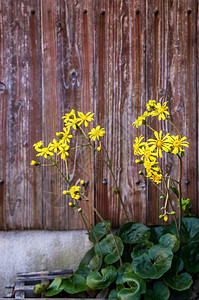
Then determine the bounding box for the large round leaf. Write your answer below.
[149,225,170,244]
[78,247,102,271]
[170,218,199,243]
[169,287,193,300]
[181,241,199,273]
[86,266,117,290]
[144,281,170,300]
[45,278,63,297]
[118,222,150,244]
[132,244,173,279]
[61,274,88,294]
[116,263,134,284]
[159,233,180,252]
[94,234,124,264]
[117,272,146,300]
[89,220,112,243]
[163,256,193,291]
[131,241,153,259]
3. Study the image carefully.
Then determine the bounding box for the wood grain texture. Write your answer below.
[0,0,198,229]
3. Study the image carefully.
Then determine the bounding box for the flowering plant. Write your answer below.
[32,102,199,300]
[133,99,189,241]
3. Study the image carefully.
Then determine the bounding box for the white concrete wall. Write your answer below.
[0,230,92,297]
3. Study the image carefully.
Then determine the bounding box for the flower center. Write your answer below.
[156,139,163,148]
[157,107,165,114]
[173,140,181,147]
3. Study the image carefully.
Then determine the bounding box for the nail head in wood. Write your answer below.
[0,179,4,184]
[154,9,159,15]
[83,9,88,14]
[31,10,36,15]
[187,9,192,14]
[100,10,105,15]
[136,9,139,15]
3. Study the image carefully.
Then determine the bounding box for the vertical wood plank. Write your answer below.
[41,0,94,230]
[0,0,43,229]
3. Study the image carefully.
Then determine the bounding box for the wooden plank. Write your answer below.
[41,0,95,229]
[93,0,147,227]
[0,0,43,229]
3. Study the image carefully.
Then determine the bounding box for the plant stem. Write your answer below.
[166,118,182,139]
[82,212,103,259]
[52,159,70,186]
[84,196,123,266]
[79,126,129,222]
[178,155,183,240]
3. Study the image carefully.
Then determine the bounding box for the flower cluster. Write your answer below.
[133,100,189,185]
[31,110,106,165]
[132,100,170,128]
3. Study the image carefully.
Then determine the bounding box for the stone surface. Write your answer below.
[0,230,92,297]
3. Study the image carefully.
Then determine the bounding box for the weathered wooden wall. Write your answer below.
[0,0,198,230]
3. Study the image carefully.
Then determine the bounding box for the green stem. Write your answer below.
[79,126,129,222]
[82,212,103,259]
[166,118,182,139]
[84,196,123,266]
[178,155,183,241]
[52,159,70,186]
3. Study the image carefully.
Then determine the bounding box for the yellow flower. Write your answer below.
[148,130,171,158]
[49,139,62,153]
[30,160,36,165]
[167,135,189,154]
[146,100,156,111]
[77,111,94,127]
[88,125,106,141]
[147,170,162,184]
[80,180,85,185]
[57,127,73,143]
[69,202,73,206]
[62,109,76,122]
[67,115,79,130]
[63,190,67,195]
[33,141,43,150]
[69,185,81,200]
[57,143,69,160]
[36,147,54,158]
[144,159,158,172]
[151,102,170,120]
[133,135,145,155]
[140,143,157,162]
[132,111,149,128]
[97,146,101,151]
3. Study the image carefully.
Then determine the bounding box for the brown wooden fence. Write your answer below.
[0,0,198,230]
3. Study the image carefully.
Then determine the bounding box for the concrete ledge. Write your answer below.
[0,230,92,296]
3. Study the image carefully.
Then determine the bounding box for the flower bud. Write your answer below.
[78,208,82,212]
[97,146,101,151]
[159,215,163,219]
[164,215,168,222]
[170,211,176,215]
[80,180,85,185]
[139,171,144,175]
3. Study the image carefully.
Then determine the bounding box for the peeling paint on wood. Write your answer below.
[0,0,198,230]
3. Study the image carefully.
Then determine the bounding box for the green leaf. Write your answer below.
[149,225,170,244]
[181,241,199,273]
[163,256,193,291]
[94,234,124,264]
[61,274,88,294]
[116,263,134,285]
[117,272,146,300]
[86,266,117,290]
[131,241,153,259]
[45,278,63,297]
[78,247,102,271]
[170,186,179,198]
[169,287,193,300]
[108,289,118,299]
[144,281,170,300]
[33,282,50,294]
[132,245,173,279]
[170,217,199,243]
[159,233,180,252]
[89,221,112,243]
[74,265,91,278]
[118,222,150,244]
